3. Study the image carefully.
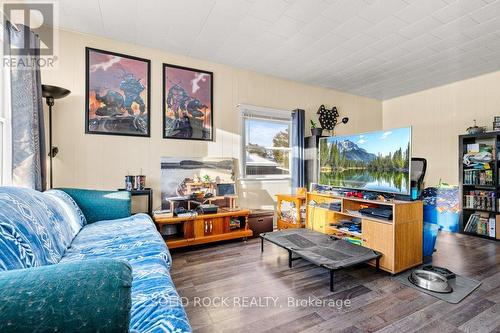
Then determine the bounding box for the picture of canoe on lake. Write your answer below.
[319,127,411,195]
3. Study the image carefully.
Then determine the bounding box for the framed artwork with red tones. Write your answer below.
[85,47,151,137]
[163,63,213,141]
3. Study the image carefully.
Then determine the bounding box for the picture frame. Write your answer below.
[85,47,151,137]
[162,63,213,141]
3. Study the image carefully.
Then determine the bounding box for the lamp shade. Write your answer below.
[42,85,71,99]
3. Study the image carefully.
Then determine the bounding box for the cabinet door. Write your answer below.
[362,219,394,272]
[201,217,224,236]
[313,209,326,233]
[311,207,336,233]
[308,207,321,232]
[211,218,224,234]
[306,206,315,229]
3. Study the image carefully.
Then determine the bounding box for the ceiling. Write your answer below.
[56,0,500,100]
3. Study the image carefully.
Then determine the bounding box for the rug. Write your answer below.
[395,268,482,304]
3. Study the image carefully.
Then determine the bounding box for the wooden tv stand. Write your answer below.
[154,209,252,249]
[306,192,423,274]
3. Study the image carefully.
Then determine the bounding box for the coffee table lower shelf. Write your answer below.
[167,230,252,249]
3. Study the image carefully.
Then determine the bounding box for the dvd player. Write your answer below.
[359,207,393,220]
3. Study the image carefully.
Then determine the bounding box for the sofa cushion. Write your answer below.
[59,188,131,223]
[61,213,172,269]
[0,258,132,333]
[0,187,75,270]
[60,214,191,332]
[45,189,87,237]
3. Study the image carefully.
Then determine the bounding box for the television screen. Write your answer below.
[319,127,411,195]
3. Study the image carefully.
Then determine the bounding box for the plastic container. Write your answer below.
[423,222,439,258]
[424,204,438,224]
[422,185,460,232]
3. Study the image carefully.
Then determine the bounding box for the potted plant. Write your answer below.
[310,119,323,136]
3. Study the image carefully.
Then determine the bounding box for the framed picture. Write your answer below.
[85,47,151,137]
[163,63,213,141]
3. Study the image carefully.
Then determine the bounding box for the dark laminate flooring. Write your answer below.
[170,232,500,333]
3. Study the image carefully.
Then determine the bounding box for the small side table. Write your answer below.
[275,193,306,230]
[118,188,153,217]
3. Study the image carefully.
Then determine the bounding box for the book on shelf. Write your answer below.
[464,212,496,236]
[466,143,493,154]
[463,190,496,211]
[488,217,496,238]
[464,213,479,233]
[229,218,241,229]
[466,143,480,153]
[463,169,493,186]
[478,216,488,235]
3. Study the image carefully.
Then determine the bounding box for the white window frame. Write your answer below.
[239,104,292,181]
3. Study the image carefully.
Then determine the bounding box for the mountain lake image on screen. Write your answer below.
[319,127,412,195]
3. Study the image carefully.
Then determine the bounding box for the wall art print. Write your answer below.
[163,63,213,141]
[86,47,151,137]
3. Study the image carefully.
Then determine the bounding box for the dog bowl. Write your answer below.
[408,269,453,293]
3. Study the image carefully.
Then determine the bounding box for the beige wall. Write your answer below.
[42,29,382,210]
[383,70,500,187]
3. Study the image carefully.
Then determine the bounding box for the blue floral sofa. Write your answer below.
[0,186,191,333]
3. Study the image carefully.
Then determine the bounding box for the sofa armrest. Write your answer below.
[0,259,132,333]
[59,188,131,223]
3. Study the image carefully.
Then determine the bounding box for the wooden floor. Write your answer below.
[170,232,500,333]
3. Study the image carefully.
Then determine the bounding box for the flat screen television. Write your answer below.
[318,127,411,195]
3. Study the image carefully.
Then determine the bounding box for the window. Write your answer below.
[240,105,291,179]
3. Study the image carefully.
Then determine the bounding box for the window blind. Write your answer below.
[239,104,292,122]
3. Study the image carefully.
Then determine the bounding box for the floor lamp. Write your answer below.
[42,84,71,189]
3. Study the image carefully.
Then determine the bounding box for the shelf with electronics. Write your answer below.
[154,177,252,248]
[306,190,423,274]
[154,208,252,249]
[459,131,500,240]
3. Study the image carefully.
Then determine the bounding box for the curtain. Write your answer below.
[291,109,305,190]
[1,24,13,186]
[7,23,46,191]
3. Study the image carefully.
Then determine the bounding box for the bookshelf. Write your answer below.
[459,131,500,240]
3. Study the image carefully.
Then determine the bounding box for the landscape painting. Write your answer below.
[163,64,213,141]
[86,48,151,137]
[319,127,411,194]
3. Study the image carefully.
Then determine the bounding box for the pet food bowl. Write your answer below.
[408,269,452,293]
